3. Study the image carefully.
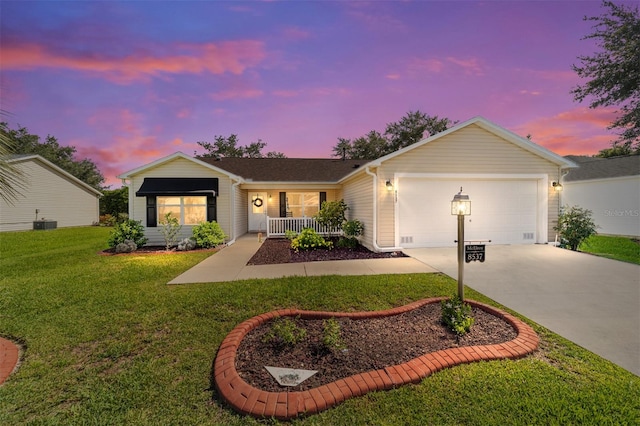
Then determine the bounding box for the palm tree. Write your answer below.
[0,116,26,204]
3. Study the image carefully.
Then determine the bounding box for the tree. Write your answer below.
[385,111,454,152]
[571,1,640,153]
[100,186,128,219]
[332,111,456,160]
[0,119,27,205]
[195,134,286,158]
[1,123,105,190]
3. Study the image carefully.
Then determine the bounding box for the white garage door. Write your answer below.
[398,178,539,248]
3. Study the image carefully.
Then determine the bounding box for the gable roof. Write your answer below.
[8,154,102,196]
[359,116,577,171]
[117,152,244,181]
[563,155,640,182]
[200,157,366,182]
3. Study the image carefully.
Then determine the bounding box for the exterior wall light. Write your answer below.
[451,187,471,301]
[385,180,393,191]
[552,182,563,191]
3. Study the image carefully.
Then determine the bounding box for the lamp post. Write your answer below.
[451,187,471,301]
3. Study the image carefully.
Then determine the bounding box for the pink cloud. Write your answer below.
[446,56,484,75]
[1,40,267,84]
[81,108,193,186]
[272,89,300,98]
[409,57,444,73]
[514,107,618,156]
[210,89,264,101]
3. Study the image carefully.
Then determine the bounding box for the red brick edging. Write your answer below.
[214,298,539,420]
[0,337,20,385]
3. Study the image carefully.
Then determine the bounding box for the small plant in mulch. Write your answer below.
[158,212,182,250]
[322,317,346,351]
[262,317,307,348]
[290,228,333,251]
[441,295,474,338]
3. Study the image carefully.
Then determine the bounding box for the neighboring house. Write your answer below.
[117,116,577,249]
[0,155,102,232]
[561,155,640,237]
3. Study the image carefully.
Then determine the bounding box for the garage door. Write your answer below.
[398,178,539,248]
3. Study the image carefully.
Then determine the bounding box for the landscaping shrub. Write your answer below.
[284,229,298,240]
[192,221,226,248]
[290,228,333,251]
[158,212,182,250]
[107,219,147,248]
[554,205,598,251]
[322,317,346,351]
[315,199,349,236]
[262,317,307,348]
[338,218,364,248]
[441,295,474,337]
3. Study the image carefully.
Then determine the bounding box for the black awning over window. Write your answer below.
[135,178,218,197]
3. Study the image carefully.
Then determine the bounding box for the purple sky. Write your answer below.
[1,1,628,188]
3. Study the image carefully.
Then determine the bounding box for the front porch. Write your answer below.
[266,217,342,238]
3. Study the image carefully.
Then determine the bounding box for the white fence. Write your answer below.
[266,217,342,238]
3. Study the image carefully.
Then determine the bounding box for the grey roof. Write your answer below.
[199,157,367,182]
[563,155,640,182]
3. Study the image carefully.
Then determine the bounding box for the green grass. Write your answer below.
[579,234,640,264]
[1,227,638,425]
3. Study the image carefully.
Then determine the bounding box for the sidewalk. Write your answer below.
[168,234,438,284]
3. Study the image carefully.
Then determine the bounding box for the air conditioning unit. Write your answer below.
[33,220,57,230]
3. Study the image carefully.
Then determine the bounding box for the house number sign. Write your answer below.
[465,244,485,263]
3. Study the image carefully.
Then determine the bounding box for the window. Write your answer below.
[157,196,207,225]
[287,192,320,217]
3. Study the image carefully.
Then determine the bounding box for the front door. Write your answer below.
[248,192,267,232]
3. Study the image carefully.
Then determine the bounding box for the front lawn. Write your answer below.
[579,234,640,264]
[1,227,638,425]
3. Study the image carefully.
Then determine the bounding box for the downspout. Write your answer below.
[226,178,242,246]
[120,178,133,220]
[364,167,403,252]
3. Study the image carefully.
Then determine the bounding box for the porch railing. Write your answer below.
[266,216,342,238]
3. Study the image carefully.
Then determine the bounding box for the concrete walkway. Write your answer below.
[168,234,438,284]
[405,245,640,376]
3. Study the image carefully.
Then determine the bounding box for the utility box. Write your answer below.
[33,220,57,230]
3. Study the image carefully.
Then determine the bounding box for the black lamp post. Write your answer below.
[451,187,471,301]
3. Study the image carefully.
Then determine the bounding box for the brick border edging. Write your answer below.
[213,298,539,420]
[0,337,20,386]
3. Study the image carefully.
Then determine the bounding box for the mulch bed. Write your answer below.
[235,302,517,392]
[247,238,406,265]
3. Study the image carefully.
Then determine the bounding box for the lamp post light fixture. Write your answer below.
[451,187,471,301]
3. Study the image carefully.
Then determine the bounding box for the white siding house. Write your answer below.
[562,155,640,237]
[118,117,578,250]
[0,155,102,232]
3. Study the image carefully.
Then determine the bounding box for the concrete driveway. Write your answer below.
[404,244,640,376]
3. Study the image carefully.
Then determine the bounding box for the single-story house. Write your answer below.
[0,155,102,232]
[561,155,639,237]
[117,116,577,250]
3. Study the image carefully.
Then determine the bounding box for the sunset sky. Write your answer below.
[1,1,630,187]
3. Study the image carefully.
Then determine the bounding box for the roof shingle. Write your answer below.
[199,157,367,182]
[563,155,640,182]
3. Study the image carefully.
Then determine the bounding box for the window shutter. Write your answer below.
[319,192,327,209]
[146,196,157,227]
[207,195,217,222]
[279,192,287,217]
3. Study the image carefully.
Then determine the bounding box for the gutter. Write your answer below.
[364,167,403,253]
